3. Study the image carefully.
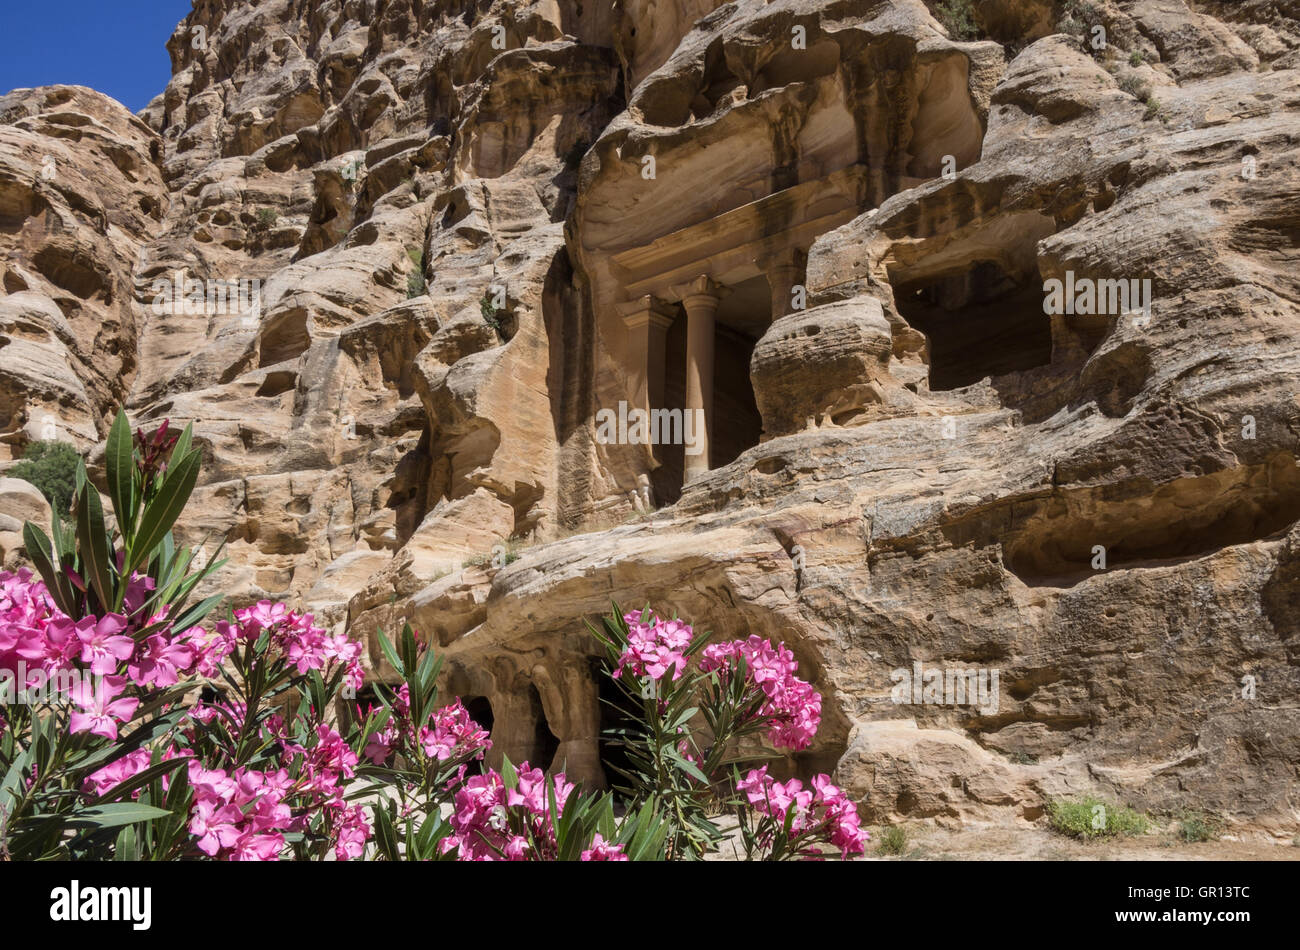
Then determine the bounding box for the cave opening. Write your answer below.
[462,695,495,775]
[595,655,642,798]
[893,261,1051,391]
[526,684,560,773]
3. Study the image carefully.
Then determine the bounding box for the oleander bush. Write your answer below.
[0,411,866,860]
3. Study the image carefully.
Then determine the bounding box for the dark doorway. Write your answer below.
[460,695,495,774]
[653,276,766,503]
[526,684,560,772]
[893,261,1051,391]
[594,655,642,799]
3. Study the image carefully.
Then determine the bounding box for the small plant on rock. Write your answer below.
[479,292,505,337]
[1178,811,1224,843]
[1047,796,1149,840]
[877,824,909,855]
[934,0,979,41]
[9,440,80,516]
[406,246,426,298]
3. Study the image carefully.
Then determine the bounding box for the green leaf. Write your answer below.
[665,747,709,785]
[374,804,400,860]
[105,409,136,542]
[66,803,173,832]
[0,744,33,814]
[20,521,75,616]
[114,825,139,861]
[376,628,404,678]
[128,448,201,573]
[75,479,115,612]
[165,423,194,482]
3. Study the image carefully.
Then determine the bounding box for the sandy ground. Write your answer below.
[698,814,1300,860]
[857,824,1300,861]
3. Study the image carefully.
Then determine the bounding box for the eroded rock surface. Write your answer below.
[3,0,1300,838]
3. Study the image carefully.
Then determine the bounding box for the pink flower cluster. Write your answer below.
[580,833,628,861]
[184,725,370,861]
[442,762,625,861]
[83,748,153,797]
[738,766,867,859]
[2,569,77,696]
[419,701,491,762]
[0,569,215,739]
[215,601,364,688]
[699,635,822,750]
[361,690,491,769]
[613,610,692,682]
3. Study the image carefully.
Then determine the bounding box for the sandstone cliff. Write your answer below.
[2,0,1299,837]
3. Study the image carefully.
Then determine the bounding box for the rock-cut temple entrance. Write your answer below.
[608,167,868,499]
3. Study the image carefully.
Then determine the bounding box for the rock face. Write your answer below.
[3,0,1300,837]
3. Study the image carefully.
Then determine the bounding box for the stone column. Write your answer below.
[615,295,676,414]
[764,248,807,320]
[676,276,723,483]
[531,661,604,788]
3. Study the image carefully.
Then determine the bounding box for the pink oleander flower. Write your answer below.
[335,805,371,861]
[189,799,245,856]
[120,572,157,616]
[364,723,396,764]
[614,610,691,683]
[581,833,628,861]
[83,749,152,797]
[738,767,867,859]
[74,614,136,675]
[128,632,195,688]
[507,764,549,814]
[418,699,491,762]
[442,762,575,860]
[68,675,139,740]
[228,830,285,862]
[699,635,822,750]
[344,659,365,693]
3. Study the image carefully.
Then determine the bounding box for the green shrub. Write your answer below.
[1047,796,1149,839]
[1143,97,1163,121]
[9,440,80,515]
[406,246,426,298]
[1178,812,1224,843]
[934,0,979,41]
[1129,49,1146,67]
[480,292,505,336]
[255,207,278,230]
[1117,74,1151,99]
[463,537,521,569]
[877,824,909,856]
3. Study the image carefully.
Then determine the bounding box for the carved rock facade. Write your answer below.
[1,0,1299,836]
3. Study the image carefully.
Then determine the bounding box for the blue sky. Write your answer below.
[0,0,195,113]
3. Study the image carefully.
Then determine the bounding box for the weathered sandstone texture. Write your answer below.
[2,0,1299,838]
